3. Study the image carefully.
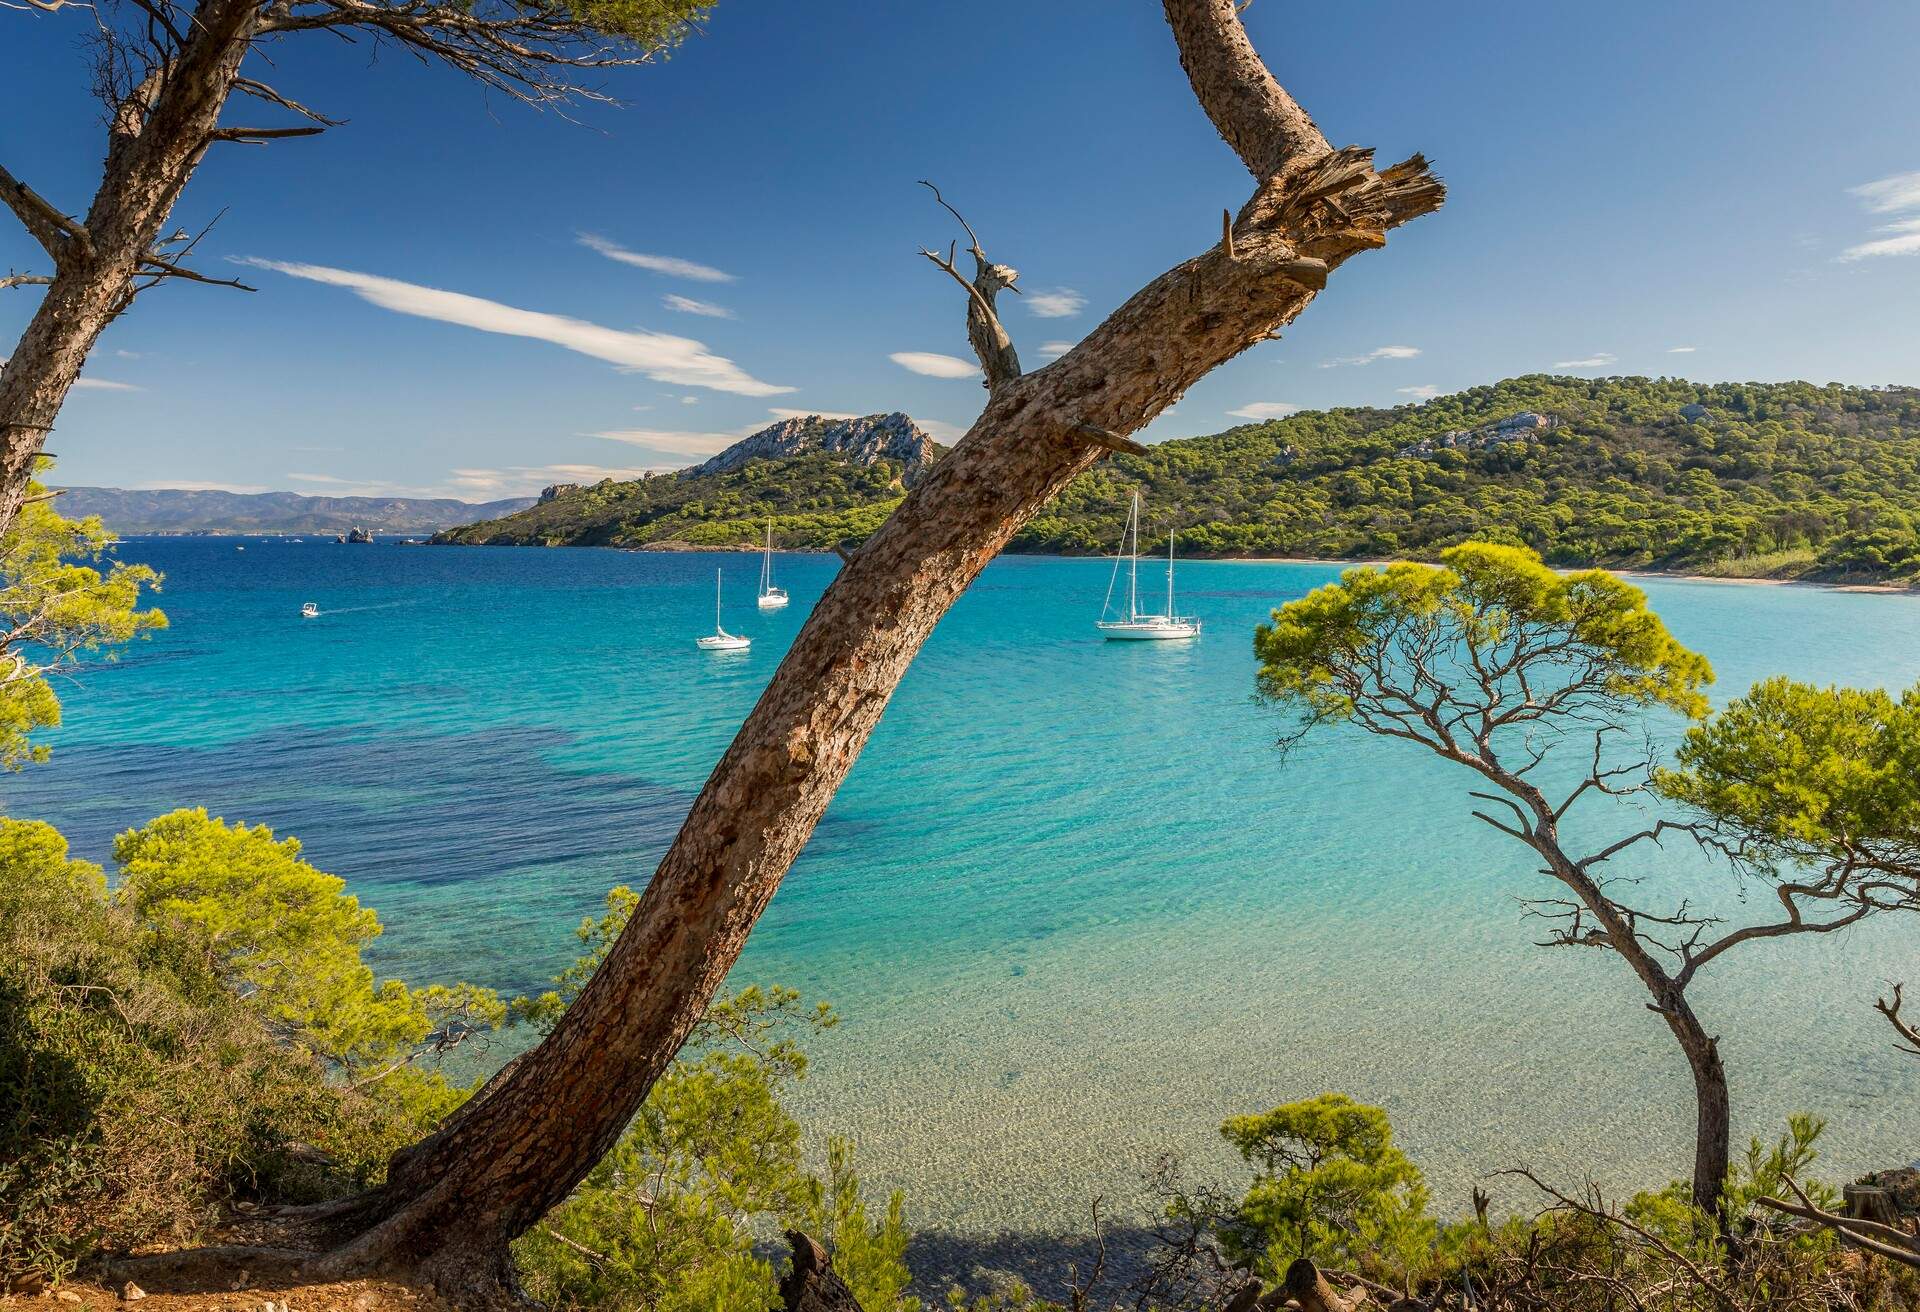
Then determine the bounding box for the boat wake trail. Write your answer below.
[314,600,420,616]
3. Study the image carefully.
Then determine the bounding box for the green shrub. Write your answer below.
[0,819,373,1287]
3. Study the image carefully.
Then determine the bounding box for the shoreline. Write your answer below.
[618,539,1919,594]
[132,532,1920,595]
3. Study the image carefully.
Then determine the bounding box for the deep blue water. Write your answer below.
[9,537,1920,1231]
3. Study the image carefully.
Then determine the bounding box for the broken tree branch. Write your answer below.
[1756,1173,1920,1270]
[1074,422,1150,457]
[1877,983,1920,1056]
[917,180,1022,392]
[208,125,330,143]
[0,162,89,263]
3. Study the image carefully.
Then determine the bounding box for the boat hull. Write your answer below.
[757,593,789,609]
[1097,619,1201,641]
[696,635,751,651]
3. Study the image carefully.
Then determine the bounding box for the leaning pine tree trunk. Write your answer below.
[292,1,1444,1295]
[0,0,260,536]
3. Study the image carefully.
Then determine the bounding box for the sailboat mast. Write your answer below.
[1166,529,1175,617]
[715,568,722,629]
[1127,493,1141,620]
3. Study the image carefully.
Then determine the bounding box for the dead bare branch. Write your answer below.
[916,180,1022,392]
[1877,983,1920,1056]
[1756,1173,1920,1270]
[208,125,330,142]
[0,161,89,262]
[1499,1168,1741,1312]
[1074,422,1150,457]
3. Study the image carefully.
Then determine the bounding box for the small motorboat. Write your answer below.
[695,570,750,651]
[301,602,320,619]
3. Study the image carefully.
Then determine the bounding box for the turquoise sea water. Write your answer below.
[9,539,1920,1237]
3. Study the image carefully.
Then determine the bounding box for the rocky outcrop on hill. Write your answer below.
[1396,410,1558,459]
[687,413,939,485]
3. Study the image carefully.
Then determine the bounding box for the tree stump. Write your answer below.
[1846,1183,1901,1227]
[1283,1259,1360,1312]
[779,1232,867,1312]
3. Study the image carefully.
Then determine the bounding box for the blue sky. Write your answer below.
[6,1,1920,500]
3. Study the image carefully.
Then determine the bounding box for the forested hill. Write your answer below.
[439,378,1920,580]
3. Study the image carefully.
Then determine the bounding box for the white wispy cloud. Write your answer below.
[1668,346,1698,354]
[680,395,700,405]
[449,463,668,497]
[1849,171,1920,214]
[1553,352,1617,369]
[577,233,734,283]
[1321,345,1421,368]
[1,356,139,392]
[114,349,143,360]
[915,417,968,442]
[1838,173,1920,261]
[1026,288,1086,318]
[890,351,980,379]
[284,472,424,496]
[1037,341,1075,360]
[1841,216,1920,262]
[1397,385,1441,400]
[588,428,743,458]
[131,479,268,493]
[662,293,735,319]
[1228,401,1300,421]
[238,258,791,396]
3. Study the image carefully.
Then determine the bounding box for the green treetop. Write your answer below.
[0,467,166,769]
[1254,541,1712,750]
[114,808,508,1117]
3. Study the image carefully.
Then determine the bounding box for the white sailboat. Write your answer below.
[756,523,789,609]
[696,569,751,651]
[1096,492,1201,641]
[301,602,320,619]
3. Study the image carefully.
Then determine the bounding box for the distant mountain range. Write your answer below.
[435,379,1920,582]
[54,487,537,534]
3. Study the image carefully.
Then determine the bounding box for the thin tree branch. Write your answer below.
[1756,1173,1920,1270]
[1499,1169,1741,1312]
[207,125,329,142]
[1876,983,1920,1056]
[232,75,346,126]
[0,161,89,261]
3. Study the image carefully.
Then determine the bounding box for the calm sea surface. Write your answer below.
[9,539,1920,1234]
